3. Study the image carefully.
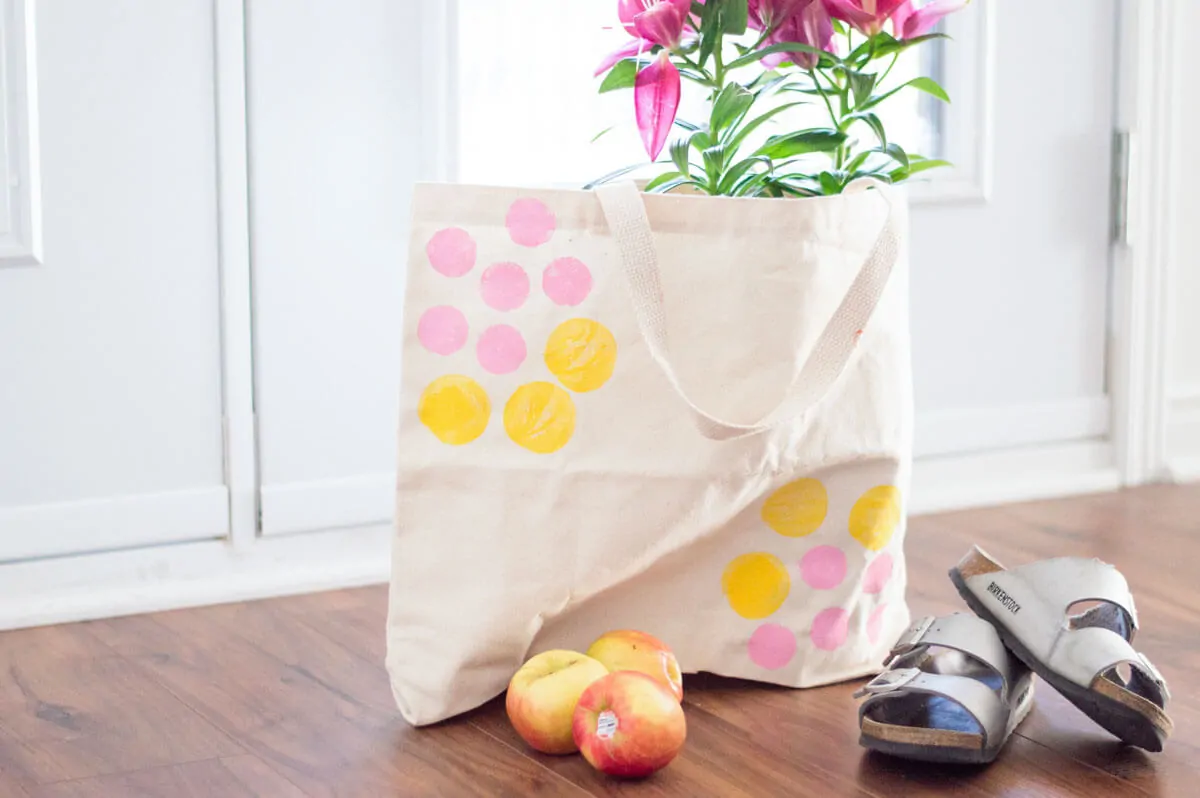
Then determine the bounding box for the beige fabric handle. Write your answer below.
[594,178,901,441]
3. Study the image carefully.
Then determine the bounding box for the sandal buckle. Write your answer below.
[853,667,920,698]
[888,615,934,660]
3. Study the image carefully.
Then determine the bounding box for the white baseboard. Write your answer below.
[915,396,1110,458]
[1166,392,1200,482]
[910,440,1120,515]
[260,473,394,536]
[0,523,392,631]
[0,487,229,563]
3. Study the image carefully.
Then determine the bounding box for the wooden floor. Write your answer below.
[1,484,1197,797]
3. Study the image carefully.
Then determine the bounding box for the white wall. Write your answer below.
[1166,1,1200,479]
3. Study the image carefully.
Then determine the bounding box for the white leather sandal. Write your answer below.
[950,545,1172,752]
[855,612,1035,763]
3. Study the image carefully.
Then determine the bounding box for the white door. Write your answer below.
[454,0,1120,507]
[0,0,229,561]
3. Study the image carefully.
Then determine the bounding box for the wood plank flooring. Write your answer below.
[1,484,1197,796]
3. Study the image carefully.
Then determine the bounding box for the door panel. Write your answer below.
[246,0,422,535]
[909,0,1116,457]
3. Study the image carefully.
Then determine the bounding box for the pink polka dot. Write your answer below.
[506,198,556,247]
[426,228,476,277]
[863,553,894,595]
[417,306,468,355]
[799,546,847,591]
[867,604,889,645]
[810,607,850,651]
[543,258,593,306]
[748,623,797,670]
[476,324,527,375]
[480,262,530,311]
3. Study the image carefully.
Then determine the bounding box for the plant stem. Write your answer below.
[877,53,900,89]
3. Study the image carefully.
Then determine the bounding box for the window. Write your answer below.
[455,1,950,191]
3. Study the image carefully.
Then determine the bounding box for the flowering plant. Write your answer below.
[591,0,969,197]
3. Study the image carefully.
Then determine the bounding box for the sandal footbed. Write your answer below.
[949,552,1171,753]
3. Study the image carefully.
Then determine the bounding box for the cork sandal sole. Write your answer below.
[859,673,1034,764]
[950,547,1172,752]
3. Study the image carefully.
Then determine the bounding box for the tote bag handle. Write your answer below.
[595,178,901,442]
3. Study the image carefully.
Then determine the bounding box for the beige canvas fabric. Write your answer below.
[387,179,914,726]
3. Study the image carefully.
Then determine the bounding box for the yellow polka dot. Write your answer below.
[418,375,490,445]
[721,553,790,620]
[761,478,828,537]
[849,485,902,551]
[544,318,617,393]
[504,381,576,454]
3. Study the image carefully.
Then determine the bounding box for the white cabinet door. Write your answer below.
[246,0,423,536]
[0,0,228,561]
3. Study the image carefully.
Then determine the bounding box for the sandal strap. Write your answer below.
[1050,626,1170,701]
[887,613,1017,698]
[856,667,1008,747]
[986,556,1138,630]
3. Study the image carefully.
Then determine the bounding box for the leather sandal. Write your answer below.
[949,545,1172,752]
[855,612,1035,763]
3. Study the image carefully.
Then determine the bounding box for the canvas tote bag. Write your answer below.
[386,177,913,726]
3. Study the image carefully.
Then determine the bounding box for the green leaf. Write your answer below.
[723,0,748,34]
[599,59,639,93]
[848,71,877,109]
[883,142,908,168]
[644,170,686,191]
[841,111,887,146]
[754,128,846,159]
[818,171,843,194]
[673,118,701,132]
[861,76,950,110]
[698,0,723,67]
[871,32,949,59]
[908,76,951,103]
[726,101,807,153]
[702,144,728,179]
[718,156,770,194]
[583,162,653,189]
[648,177,703,194]
[590,126,615,144]
[726,41,840,70]
[711,84,755,134]
[845,149,874,174]
[890,158,953,181]
[670,138,692,175]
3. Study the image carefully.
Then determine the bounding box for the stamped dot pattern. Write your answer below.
[723,477,904,670]
[416,198,614,455]
[481,262,530,312]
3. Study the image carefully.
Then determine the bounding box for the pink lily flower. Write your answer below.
[748,0,810,31]
[635,51,682,161]
[597,0,693,75]
[822,0,909,36]
[758,0,834,70]
[889,0,970,39]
